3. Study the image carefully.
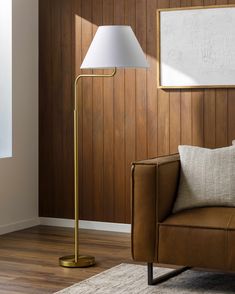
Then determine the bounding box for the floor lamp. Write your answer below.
[59,25,149,268]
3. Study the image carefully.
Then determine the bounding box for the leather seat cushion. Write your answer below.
[162,207,235,230]
[157,207,235,270]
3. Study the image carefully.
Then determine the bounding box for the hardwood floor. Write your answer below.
[0,226,132,293]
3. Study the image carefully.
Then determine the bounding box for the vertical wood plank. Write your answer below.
[39,0,53,216]
[180,89,192,145]
[103,0,114,222]
[191,0,204,147]
[124,0,136,223]
[92,0,104,221]
[51,0,62,216]
[81,0,93,220]
[60,0,74,217]
[216,89,228,147]
[136,0,147,160]
[203,0,216,148]
[113,0,125,223]
[216,0,228,147]
[169,0,181,154]
[192,90,204,147]
[170,89,181,153]
[146,0,158,158]
[157,0,170,156]
[228,0,235,145]
[180,0,192,146]
[74,0,83,219]
[228,96,235,145]
[204,89,216,147]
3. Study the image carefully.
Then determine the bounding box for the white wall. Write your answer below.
[0,0,39,234]
[0,0,12,158]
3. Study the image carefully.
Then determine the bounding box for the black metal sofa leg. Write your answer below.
[147,263,190,285]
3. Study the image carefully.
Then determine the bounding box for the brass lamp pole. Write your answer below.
[58,25,148,268]
[59,68,117,267]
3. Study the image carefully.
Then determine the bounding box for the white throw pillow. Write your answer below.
[172,145,235,213]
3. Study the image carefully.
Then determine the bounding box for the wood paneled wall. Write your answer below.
[39,0,235,223]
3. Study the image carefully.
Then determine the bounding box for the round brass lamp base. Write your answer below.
[59,255,95,268]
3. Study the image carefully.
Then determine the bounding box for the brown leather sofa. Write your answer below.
[131,154,235,285]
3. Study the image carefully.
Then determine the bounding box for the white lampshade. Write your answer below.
[80,26,149,69]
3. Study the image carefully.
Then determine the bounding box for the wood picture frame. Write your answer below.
[157,5,235,89]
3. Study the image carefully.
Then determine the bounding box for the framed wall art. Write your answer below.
[157,5,235,88]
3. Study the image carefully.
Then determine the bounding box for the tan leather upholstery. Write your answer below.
[158,207,235,270]
[163,207,235,229]
[131,154,180,262]
[131,155,235,272]
[159,224,226,269]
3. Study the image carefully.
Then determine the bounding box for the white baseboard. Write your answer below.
[0,217,40,235]
[40,217,131,233]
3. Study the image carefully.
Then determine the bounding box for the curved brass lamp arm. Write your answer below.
[74,68,117,111]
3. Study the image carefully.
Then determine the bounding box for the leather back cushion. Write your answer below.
[173,145,235,213]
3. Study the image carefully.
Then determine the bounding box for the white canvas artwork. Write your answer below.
[159,6,235,88]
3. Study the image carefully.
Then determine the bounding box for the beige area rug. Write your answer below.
[55,263,235,294]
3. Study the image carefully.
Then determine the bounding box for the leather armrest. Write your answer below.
[131,154,180,262]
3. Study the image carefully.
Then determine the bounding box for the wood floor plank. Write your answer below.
[0,226,131,294]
